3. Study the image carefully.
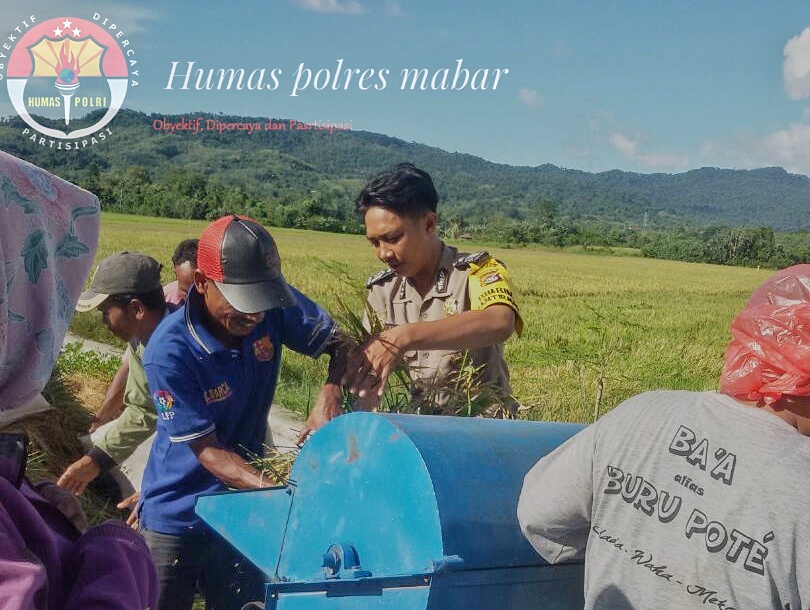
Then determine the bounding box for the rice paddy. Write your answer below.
[74,212,770,424]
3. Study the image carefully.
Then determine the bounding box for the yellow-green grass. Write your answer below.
[72,212,770,423]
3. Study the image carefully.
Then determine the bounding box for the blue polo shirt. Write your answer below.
[139,285,336,535]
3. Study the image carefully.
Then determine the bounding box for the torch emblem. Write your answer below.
[6,16,130,140]
[28,34,105,125]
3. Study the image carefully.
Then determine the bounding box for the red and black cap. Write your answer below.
[197,214,296,314]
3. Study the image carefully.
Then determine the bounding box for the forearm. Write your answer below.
[190,435,266,489]
[391,305,515,352]
[93,362,129,425]
[324,331,354,384]
[92,403,157,466]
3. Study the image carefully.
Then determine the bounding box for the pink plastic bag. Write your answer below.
[720,265,810,404]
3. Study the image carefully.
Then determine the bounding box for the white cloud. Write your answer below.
[784,28,810,100]
[386,1,404,17]
[702,123,810,176]
[294,0,364,15]
[518,88,544,110]
[609,132,689,171]
[610,133,638,157]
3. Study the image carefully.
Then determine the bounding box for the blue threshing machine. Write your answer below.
[196,412,586,609]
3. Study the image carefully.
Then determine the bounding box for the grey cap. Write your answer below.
[76,252,162,312]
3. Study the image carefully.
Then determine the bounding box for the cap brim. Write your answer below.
[75,290,109,313]
[214,278,297,314]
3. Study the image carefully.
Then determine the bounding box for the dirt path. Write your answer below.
[62,331,303,452]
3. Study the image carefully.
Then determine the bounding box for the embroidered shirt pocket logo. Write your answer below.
[204,381,232,405]
[253,335,274,362]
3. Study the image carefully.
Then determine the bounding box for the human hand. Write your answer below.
[343,328,406,399]
[56,455,101,495]
[117,491,140,529]
[296,383,344,445]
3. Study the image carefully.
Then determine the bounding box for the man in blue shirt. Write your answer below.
[140,214,348,610]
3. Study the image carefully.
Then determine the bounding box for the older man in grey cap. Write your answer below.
[58,252,169,499]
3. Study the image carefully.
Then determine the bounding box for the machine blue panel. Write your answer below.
[384,415,584,570]
[426,564,584,609]
[196,486,293,578]
[278,413,445,581]
[270,584,430,610]
[197,412,587,609]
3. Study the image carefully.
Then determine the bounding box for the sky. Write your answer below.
[2,0,810,176]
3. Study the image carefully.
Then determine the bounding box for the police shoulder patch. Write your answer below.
[366,268,396,288]
[454,251,490,270]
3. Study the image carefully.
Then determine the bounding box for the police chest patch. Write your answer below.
[204,381,232,405]
[253,335,274,362]
[153,390,175,420]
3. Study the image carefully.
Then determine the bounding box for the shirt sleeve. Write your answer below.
[93,346,157,465]
[467,257,524,336]
[65,521,159,610]
[517,423,597,564]
[144,350,214,444]
[279,286,337,358]
[0,491,48,609]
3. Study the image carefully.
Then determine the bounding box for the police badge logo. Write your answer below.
[253,335,274,361]
[444,299,459,317]
[5,13,138,149]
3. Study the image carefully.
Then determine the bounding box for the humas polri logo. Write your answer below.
[3,13,138,150]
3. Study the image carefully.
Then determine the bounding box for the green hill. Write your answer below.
[2,109,809,230]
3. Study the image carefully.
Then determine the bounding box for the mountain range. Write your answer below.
[1,109,808,231]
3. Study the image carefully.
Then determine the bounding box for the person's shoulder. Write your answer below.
[453,251,491,270]
[144,307,190,364]
[612,389,695,412]
[366,268,396,289]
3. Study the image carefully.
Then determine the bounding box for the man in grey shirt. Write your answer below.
[518,264,810,610]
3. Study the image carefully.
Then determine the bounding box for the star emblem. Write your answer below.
[52,27,63,37]
[62,19,73,29]
[71,27,82,37]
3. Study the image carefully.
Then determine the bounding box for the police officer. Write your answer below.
[344,163,523,416]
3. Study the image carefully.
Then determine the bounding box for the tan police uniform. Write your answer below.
[365,244,523,417]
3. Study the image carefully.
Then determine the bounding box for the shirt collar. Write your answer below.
[392,244,457,304]
[184,287,224,355]
[424,244,458,299]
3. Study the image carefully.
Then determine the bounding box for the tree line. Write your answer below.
[3,109,808,268]
[77,165,808,269]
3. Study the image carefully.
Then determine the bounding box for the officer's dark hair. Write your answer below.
[355,163,439,217]
[104,288,166,314]
[172,238,199,267]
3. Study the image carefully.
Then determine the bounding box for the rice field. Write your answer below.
[74,212,771,424]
